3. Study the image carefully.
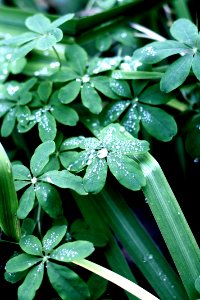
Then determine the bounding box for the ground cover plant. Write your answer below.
[0,0,200,299]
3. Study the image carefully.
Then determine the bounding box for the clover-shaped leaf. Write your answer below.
[133,18,200,92]
[62,123,149,193]
[0,13,74,61]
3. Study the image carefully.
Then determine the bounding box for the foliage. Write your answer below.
[0,1,199,300]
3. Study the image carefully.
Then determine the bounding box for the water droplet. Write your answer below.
[97,148,108,158]
[82,74,90,83]
[194,158,200,163]
[31,177,37,184]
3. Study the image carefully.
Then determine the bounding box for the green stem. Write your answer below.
[73,259,160,300]
[136,153,200,299]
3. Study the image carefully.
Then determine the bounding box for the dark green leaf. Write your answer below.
[81,83,102,114]
[1,108,16,137]
[95,33,112,52]
[52,104,79,126]
[4,270,27,284]
[18,263,44,300]
[65,44,88,76]
[38,112,57,142]
[110,79,132,98]
[43,225,67,253]
[100,101,130,126]
[120,104,140,137]
[91,76,120,100]
[58,80,81,104]
[87,273,108,300]
[17,185,35,219]
[6,254,41,273]
[36,182,63,219]
[139,83,173,104]
[37,81,52,102]
[47,262,90,300]
[160,53,193,92]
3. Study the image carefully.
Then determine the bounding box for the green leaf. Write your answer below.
[91,76,120,100]
[39,170,87,195]
[35,35,57,51]
[0,32,38,46]
[18,263,44,300]
[59,151,80,169]
[17,185,35,219]
[88,57,121,75]
[120,105,140,137]
[160,53,194,92]
[87,273,108,300]
[64,151,91,172]
[192,52,200,80]
[36,182,63,219]
[65,44,88,76]
[58,80,81,104]
[95,33,112,52]
[25,14,51,34]
[1,108,16,137]
[83,157,108,194]
[52,105,79,126]
[43,225,67,253]
[4,270,27,284]
[12,40,36,61]
[37,81,52,102]
[195,276,200,293]
[30,141,55,176]
[50,13,74,29]
[50,67,77,82]
[139,83,173,104]
[21,218,36,236]
[139,104,177,141]
[9,57,27,74]
[100,101,130,126]
[0,101,13,117]
[81,83,102,114]
[47,262,90,300]
[12,164,31,180]
[107,153,146,191]
[19,235,43,256]
[185,121,200,158]
[170,18,198,47]
[38,112,57,142]
[133,40,190,64]
[15,180,31,191]
[50,240,94,262]
[6,254,41,273]
[110,79,132,98]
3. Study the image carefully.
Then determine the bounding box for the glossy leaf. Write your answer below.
[50,241,94,262]
[36,182,63,219]
[18,263,44,300]
[107,153,146,191]
[43,225,67,253]
[160,53,193,92]
[83,157,108,194]
[139,104,177,141]
[17,185,35,219]
[30,141,55,176]
[81,83,102,114]
[19,235,43,256]
[47,262,90,300]
[6,254,41,273]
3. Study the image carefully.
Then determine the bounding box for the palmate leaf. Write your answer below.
[47,262,90,300]
[17,185,35,219]
[58,80,81,104]
[91,76,120,100]
[170,18,198,47]
[50,241,94,262]
[110,78,132,98]
[18,263,44,300]
[43,225,67,253]
[99,101,130,126]
[6,254,42,273]
[192,51,200,81]
[38,111,57,142]
[81,83,102,114]
[160,53,194,93]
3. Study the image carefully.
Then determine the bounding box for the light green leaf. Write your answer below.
[36,182,63,219]
[110,79,132,98]
[63,150,91,172]
[139,104,177,141]
[160,53,193,92]
[50,67,77,82]
[88,57,121,75]
[83,157,107,194]
[58,80,81,104]
[47,262,90,300]
[192,52,200,80]
[107,152,146,191]
[25,14,51,34]
[59,151,80,169]
[50,241,94,262]
[18,263,44,300]
[0,101,13,117]
[38,112,57,142]
[6,254,41,273]
[19,235,43,256]
[30,141,55,176]
[12,164,31,180]
[9,57,27,74]
[1,108,16,137]
[170,18,198,47]
[60,137,86,150]
[39,170,87,195]
[43,225,67,253]
[0,32,38,46]
[65,44,88,76]
[50,13,74,29]
[52,104,79,126]
[15,180,31,191]
[12,40,36,61]
[36,35,57,51]
[133,40,190,64]
[17,185,35,219]
[81,83,102,114]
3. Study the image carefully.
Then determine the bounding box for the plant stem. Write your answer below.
[73,259,160,300]
[136,152,200,299]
